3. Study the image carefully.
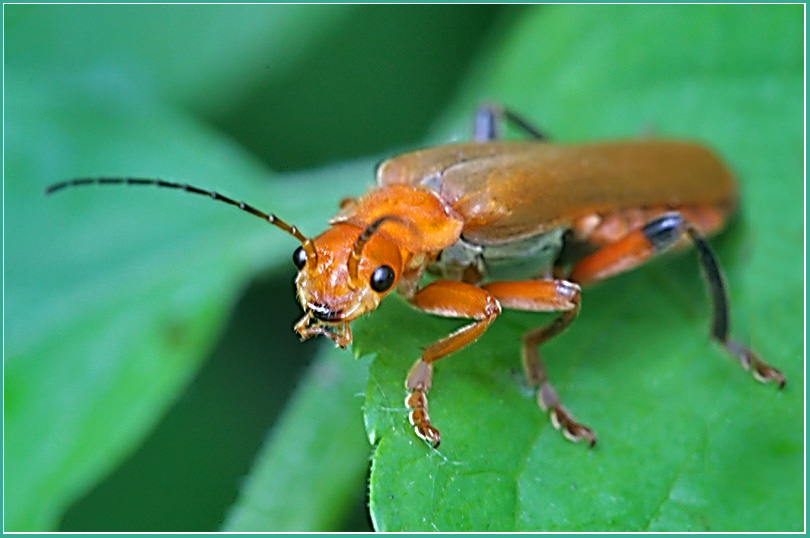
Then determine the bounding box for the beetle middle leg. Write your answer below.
[405,278,586,447]
[481,280,595,446]
[569,211,785,388]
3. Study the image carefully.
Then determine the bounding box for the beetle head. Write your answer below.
[293,219,404,348]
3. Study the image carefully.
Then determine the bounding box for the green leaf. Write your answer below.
[357,5,803,531]
[222,344,371,531]
[4,80,366,530]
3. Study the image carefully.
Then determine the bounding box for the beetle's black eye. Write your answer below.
[292,246,307,270]
[370,265,396,292]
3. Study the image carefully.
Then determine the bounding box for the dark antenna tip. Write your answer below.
[42,176,310,244]
[45,178,97,195]
[44,181,68,195]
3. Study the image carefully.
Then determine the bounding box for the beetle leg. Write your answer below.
[474,104,548,142]
[482,280,595,446]
[570,212,785,388]
[405,281,502,447]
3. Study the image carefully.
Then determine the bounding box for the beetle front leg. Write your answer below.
[405,281,501,447]
[570,212,785,388]
[482,280,595,446]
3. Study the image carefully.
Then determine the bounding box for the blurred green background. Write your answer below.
[4,4,803,532]
[5,5,505,531]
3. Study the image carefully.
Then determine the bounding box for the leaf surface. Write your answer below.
[357,5,804,531]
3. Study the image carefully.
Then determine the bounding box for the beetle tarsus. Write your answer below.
[724,339,786,389]
[406,389,441,448]
[550,405,597,447]
[539,380,597,447]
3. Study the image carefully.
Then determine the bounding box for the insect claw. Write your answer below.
[412,420,441,448]
[406,387,441,447]
[551,405,596,447]
[753,363,786,389]
[725,340,786,389]
[424,426,441,448]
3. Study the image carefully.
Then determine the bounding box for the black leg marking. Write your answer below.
[684,225,729,342]
[640,213,730,344]
[642,213,684,252]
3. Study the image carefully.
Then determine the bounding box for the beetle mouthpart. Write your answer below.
[307,302,343,322]
[293,311,352,348]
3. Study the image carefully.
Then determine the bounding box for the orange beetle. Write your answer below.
[47,105,785,448]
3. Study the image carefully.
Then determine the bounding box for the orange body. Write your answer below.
[49,120,784,449]
[290,137,781,447]
[299,139,738,335]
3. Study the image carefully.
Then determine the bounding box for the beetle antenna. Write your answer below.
[45,177,317,260]
[347,216,405,288]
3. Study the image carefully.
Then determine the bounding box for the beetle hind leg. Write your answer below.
[684,225,786,387]
[570,211,785,388]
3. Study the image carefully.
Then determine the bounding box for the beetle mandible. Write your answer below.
[47,105,785,448]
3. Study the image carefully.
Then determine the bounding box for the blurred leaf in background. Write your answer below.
[5,4,502,531]
[4,4,803,533]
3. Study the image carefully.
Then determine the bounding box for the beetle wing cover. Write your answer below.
[378,141,736,246]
